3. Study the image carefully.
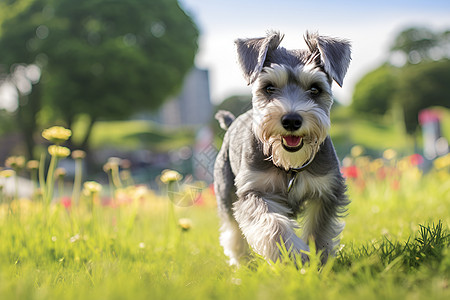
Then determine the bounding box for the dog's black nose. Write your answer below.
[281,113,302,131]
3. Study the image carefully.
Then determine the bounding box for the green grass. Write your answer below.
[0,166,449,300]
[72,118,195,152]
[330,106,450,157]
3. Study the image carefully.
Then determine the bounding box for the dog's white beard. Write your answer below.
[269,138,316,170]
[253,105,329,171]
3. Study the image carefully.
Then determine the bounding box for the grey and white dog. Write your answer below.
[214,31,351,266]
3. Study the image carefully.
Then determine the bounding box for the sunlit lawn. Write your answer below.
[0,127,449,300]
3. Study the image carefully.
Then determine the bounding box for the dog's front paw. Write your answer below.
[299,251,310,265]
[285,235,310,265]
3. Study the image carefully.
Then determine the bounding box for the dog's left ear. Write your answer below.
[235,31,284,85]
[304,32,351,87]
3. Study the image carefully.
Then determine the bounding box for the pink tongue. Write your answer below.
[284,135,301,147]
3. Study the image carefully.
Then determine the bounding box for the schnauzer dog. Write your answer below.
[214,31,351,266]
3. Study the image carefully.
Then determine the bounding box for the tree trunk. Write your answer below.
[16,83,41,159]
[80,115,97,153]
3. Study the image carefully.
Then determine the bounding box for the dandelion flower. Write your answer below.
[383,149,397,160]
[55,168,67,178]
[42,126,72,144]
[350,145,364,157]
[48,145,71,158]
[5,156,26,170]
[26,160,39,170]
[160,169,182,184]
[103,162,113,173]
[107,157,122,166]
[83,181,102,195]
[178,218,192,231]
[0,169,15,178]
[71,150,86,160]
[434,153,450,170]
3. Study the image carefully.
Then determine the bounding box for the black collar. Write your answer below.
[286,157,314,192]
[271,140,323,193]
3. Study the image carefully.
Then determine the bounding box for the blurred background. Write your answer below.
[0,0,449,189]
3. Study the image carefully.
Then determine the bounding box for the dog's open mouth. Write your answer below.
[281,135,304,152]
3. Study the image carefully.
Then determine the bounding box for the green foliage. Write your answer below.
[394,59,450,133]
[0,0,198,152]
[330,106,414,157]
[351,64,398,115]
[337,221,449,271]
[216,95,252,117]
[211,95,252,138]
[352,26,450,135]
[352,59,450,135]
[391,27,440,64]
[88,120,195,152]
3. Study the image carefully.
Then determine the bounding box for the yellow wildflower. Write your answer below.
[26,160,39,170]
[71,150,86,160]
[178,218,192,231]
[48,145,71,158]
[383,149,397,160]
[160,169,182,184]
[0,169,15,178]
[5,156,26,170]
[434,153,450,170]
[351,145,364,158]
[55,168,67,178]
[42,126,72,144]
[108,157,122,166]
[82,181,103,195]
[369,159,384,173]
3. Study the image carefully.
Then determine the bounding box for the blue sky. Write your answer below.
[179,0,450,104]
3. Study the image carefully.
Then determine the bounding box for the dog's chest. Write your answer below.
[287,172,335,204]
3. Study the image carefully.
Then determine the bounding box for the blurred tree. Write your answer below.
[352,26,450,136]
[393,59,450,134]
[390,27,450,65]
[0,0,198,157]
[211,94,251,137]
[216,95,252,117]
[351,64,398,115]
[390,27,438,64]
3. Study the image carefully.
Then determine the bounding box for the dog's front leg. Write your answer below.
[301,192,348,264]
[233,193,309,263]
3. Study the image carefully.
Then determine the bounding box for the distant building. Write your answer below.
[143,67,216,182]
[157,67,212,128]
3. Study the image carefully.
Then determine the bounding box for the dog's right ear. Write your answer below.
[304,32,351,87]
[235,31,284,85]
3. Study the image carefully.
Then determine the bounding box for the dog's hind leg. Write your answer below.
[214,141,249,266]
[218,213,250,266]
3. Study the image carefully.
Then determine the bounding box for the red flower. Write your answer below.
[409,154,424,166]
[61,196,72,208]
[341,165,359,179]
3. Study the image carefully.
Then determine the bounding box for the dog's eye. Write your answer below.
[309,85,321,96]
[265,85,277,95]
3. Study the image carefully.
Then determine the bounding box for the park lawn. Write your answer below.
[0,166,449,300]
[71,117,195,152]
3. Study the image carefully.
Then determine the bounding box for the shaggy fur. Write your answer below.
[214,31,351,265]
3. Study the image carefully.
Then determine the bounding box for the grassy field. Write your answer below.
[0,152,449,300]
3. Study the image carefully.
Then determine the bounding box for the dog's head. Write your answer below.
[235,31,351,170]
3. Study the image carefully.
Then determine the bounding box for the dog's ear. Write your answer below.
[304,32,351,87]
[235,31,284,85]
